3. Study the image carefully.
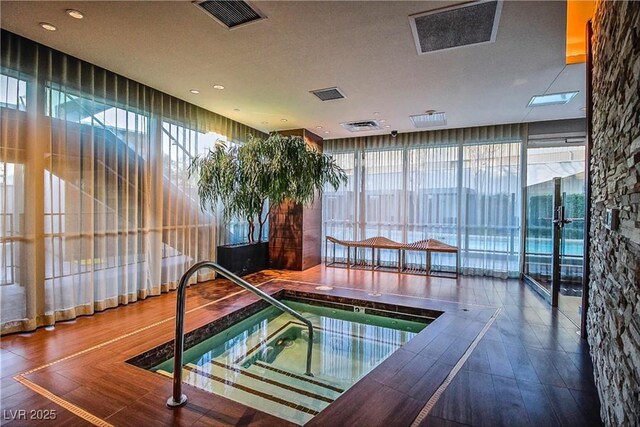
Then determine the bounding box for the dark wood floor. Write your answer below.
[0,266,602,426]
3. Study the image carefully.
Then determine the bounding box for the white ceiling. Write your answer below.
[0,0,586,139]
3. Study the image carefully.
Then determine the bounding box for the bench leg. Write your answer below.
[371,247,375,271]
[333,242,336,266]
[324,239,328,266]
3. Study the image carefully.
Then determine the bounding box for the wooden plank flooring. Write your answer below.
[0,266,602,426]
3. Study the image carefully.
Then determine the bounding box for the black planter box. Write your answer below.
[216,241,269,276]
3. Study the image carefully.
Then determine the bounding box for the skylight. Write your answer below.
[527,91,578,107]
[410,112,447,128]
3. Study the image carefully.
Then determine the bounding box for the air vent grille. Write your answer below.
[310,87,346,101]
[410,1,502,54]
[410,112,447,128]
[341,120,381,132]
[194,0,264,29]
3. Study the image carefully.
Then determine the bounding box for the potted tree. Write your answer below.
[190,132,346,275]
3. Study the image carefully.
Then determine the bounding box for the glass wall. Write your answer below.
[524,144,585,326]
[0,30,262,334]
[323,126,523,278]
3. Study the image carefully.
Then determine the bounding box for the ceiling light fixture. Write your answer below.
[280,119,288,122]
[233,108,240,111]
[324,131,330,134]
[190,89,200,94]
[580,107,587,111]
[411,111,447,128]
[316,126,322,129]
[384,125,391,128]
[379,119,387,123]
[66,9,84,19]
[528,91,579,107]
[373,112,380,116]
[39,22,57,31]
[213,84,225,90]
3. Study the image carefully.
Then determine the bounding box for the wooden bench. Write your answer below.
[325,236,404,271]
[325,236,459,278]
[400,239,459,278]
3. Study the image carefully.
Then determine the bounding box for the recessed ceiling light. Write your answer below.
[379,119,387,123]
[527,91,578,107]
[384,125,391,128]
[66,9,84,19]
[39,22,57,31]
[373,112,380,116]
[190,89,200,94]
[280,119,288,122]
[315,126,322,129]
[261,121,269,125]
[324,131,330,134]
[213,84,225,90]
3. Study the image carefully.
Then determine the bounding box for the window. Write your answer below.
[323,138,522,277]
[43,85,151,281]
[0,72,27,111]
[0,163,20,285]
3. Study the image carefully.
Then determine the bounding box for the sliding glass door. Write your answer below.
[558,171,586,326]
[524,177,554,292]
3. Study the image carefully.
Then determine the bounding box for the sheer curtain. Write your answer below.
[0,31,261,334]
[461,142,521,276]
[322,125,523,278]
[363,149,405,242]
[322,150,358,261]
[406,144,460,271]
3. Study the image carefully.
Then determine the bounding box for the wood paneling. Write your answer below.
[269,129,323,271]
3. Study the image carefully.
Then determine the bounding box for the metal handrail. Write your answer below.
[166,261,314,408]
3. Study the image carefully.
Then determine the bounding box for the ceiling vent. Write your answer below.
[310,87,346,101]
[410,111,447,128]
[193,0,265,29]
[410,1,502,55]
[341,120,381,132]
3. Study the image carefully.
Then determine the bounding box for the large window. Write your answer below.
[0,72,27,111]
[1,30,259,334]
[322,134,522,278]
[0,162,25,325]
[160,122,250,245]
[461,142,521,275]
[160,121,219,283]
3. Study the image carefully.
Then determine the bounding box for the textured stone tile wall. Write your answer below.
[587,2,640,425]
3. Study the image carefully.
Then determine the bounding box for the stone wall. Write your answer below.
[587,1,640,425]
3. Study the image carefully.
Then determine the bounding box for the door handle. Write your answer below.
[553,206,571,227]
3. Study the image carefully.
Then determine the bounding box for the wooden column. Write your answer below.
[269,129,323,270]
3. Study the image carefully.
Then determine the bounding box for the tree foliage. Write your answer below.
[189,133,348,243]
